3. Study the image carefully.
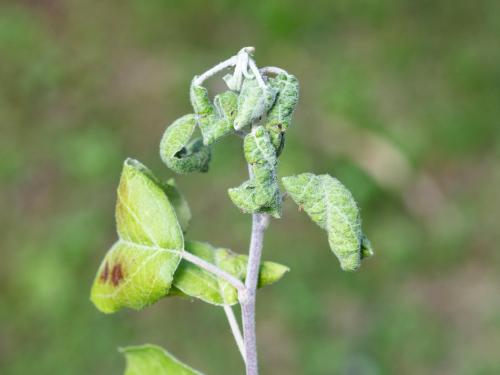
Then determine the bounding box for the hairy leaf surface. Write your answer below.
[282,173,373,271]
[229,126,281,217]
[121,344,203,375]
[90,159,184,313]
[172,241,289,305]
[160,114,211,173]
[233,78,277,130]
[264,73,300,155]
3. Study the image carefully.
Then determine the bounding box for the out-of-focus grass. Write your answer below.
[1,1,499,374]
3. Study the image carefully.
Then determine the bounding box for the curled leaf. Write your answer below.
[282,173,373,271]
[159,114,211,173]
[121,344,203,375]
[228,126,282,217]
[172,241,289,305]
[233,78,277,130]
[163,178,191,233]
[202,90,238,145]
[189,80,214,116]
[190,81,237,145]
[264,73,300,155]
[90,159,184,313]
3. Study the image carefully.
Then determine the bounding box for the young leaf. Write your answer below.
[228,126,282,217]
[282,173,373,271]
[202,90,238,144]
[90,159,184,313]
[163,179,191,233]
[190,82,236,145]
[190,80,214,116]
[121,344,203,375]
[172,241,289,305]
[159,114,211,174]
[233,78,277,130]
[264,73,300,155]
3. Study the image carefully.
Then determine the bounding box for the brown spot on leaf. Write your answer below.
[111,263,124,286]
[100,262,109,282]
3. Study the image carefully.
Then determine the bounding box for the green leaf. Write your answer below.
[172,241,289,305]
[159,114,211,174]
[200,91,238,145]
[90,159,184,313]
[190,80,214,116]
[228,126,282,218]
[163,178,191,233]
[233,78,277,130]
[189,82,236,146]
[264,73,300,155]
[282,173,373,271]
[121,344,203,375]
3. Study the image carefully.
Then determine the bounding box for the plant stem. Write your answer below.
[259,66,289,76]
[193,56,237,86]
[241,213,269,375]
[223,303,246,363]
[181,251,246,292]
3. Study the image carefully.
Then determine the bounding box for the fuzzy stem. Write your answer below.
[181,251,246,292]
[259,66,289,76]
[223,303,246,363]
[193,55,237,86]
[240,213,269,375]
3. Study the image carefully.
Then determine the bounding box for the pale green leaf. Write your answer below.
[163,178,191,233]
[229,126,282,218]
[190,81,214,116]
[90,241,182,314]
[233,78,277,130]
[282,173,373,271]
[121,344,203,375]
[172,241,289,305]
[190,82,237,145]
[264,73,299,155]
[90,159,184,313]
[159,114,211,174]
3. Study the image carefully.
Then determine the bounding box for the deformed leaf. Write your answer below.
[214,90,238,123]
[172,241,289,305]
[282,173,373,271]
[201,90,237,144]
[190,80,214,116]
[121,344,203,375]
[163,178,191,233]
[90,159,184,313]
[264,73,300,155]
[233,78,277,130]
[159,114,211,174]
[228,126,282,217]
[190,82,236,145]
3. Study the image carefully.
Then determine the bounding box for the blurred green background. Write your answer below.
[1,0,499,374]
